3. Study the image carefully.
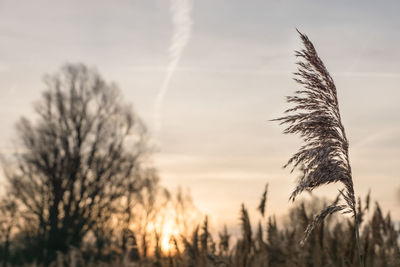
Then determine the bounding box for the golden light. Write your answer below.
[160,219,180,254]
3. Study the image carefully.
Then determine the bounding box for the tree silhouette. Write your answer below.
[4,63,149,263]
[0,198,18,267]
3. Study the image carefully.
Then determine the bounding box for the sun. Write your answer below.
[160,220,180,254]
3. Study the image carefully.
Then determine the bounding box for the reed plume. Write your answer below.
[257,183,269,217]
[273,30,363,265]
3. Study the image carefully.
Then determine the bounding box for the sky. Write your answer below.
[0,0,399,229]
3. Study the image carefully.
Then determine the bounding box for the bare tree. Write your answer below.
[118,167,162,258]
[132,170,170,258]
[172,187,200,239]
[0,198,18,267]
[4,63,149,263]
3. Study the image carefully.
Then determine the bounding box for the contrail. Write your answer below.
[153,0,193,135]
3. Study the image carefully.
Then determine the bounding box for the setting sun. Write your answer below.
[160,220,180,254]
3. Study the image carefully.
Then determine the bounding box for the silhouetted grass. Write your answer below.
[3,192,397,267]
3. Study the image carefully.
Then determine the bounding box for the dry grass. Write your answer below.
[272,30,364,266]
[12,193,397,267]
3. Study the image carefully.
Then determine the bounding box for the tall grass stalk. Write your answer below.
[273,30,364,267]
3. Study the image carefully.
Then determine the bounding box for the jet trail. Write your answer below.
[154,0,193,135]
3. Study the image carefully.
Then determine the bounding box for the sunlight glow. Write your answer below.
[160,220,180,254]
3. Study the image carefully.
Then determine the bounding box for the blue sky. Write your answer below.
[0,0,399,227]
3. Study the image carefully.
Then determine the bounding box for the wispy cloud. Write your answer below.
[352,126,400,150]
[153,0,193,135]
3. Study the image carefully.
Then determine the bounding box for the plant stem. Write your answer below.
[354,214,364,267]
